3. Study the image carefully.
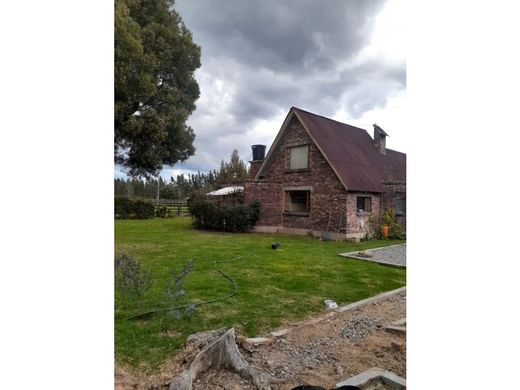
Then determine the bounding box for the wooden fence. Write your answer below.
[155,201,190,217]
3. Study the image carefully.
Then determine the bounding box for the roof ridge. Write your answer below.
[292,106,369,133]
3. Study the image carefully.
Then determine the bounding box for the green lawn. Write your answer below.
[115,217,406,370]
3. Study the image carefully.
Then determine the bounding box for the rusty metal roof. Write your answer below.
[293,107,406,193]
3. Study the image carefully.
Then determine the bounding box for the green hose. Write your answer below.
[125,261,239,320]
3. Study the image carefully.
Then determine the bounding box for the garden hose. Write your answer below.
[125,260,240,320]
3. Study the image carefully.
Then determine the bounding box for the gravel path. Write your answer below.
[339,244,406,267]
[115,290,407,389]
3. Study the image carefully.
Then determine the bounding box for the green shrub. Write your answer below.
[114,197,155,219]
[134,199,155,219]
[155,206,168,218]
[189,198,261,232]
[377,209,405,239]
[115,196,134,219]
[115,254,154,306]
[367,209,406,240]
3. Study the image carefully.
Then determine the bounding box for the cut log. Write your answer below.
[169,328,271,390]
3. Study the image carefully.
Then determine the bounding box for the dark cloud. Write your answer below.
[177,0,385,72]
[167,0,405,173]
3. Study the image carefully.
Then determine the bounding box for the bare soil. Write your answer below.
[115,291,406,389]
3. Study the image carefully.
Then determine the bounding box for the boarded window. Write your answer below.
[288,145,309,170]
[356,196,372,212]
[284,190,310,213]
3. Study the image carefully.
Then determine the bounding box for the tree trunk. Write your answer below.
[169,328,271,390]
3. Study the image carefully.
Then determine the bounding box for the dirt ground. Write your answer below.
[115,290,406,389]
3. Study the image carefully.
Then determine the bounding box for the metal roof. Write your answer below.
[292,107,406,193]
[206,186,244,196]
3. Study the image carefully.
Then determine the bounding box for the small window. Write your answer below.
[395,198,406,216]
[287,145,309,170]
[356,196,372,212]
[284,190,310,213]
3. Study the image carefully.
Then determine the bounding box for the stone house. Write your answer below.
[244,107,406,240]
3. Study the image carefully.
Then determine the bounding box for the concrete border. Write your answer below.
[268,286,406,338]
[335,367,406,388]
[338,243,406,268]
[385,317,406,335]
[334,286,406,313]
[341,243,406,252]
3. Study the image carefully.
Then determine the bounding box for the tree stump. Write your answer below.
[169,328,271,390]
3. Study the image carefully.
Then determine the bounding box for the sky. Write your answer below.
[115,0,406,180]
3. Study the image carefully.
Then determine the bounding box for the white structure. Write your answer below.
[206,186,244,196]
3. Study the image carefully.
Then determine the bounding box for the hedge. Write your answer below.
[189,198,260,232]
[115,197,155,219]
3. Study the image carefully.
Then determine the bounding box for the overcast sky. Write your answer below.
[116,0,406,180]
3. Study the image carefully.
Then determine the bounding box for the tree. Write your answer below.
[216,149,249,185]
[115,0,201,178]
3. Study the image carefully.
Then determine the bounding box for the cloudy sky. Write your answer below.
[116,0,406,179]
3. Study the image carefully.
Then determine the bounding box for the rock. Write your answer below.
[324,299,338,310]
[270,328,291,338]
[357,251,373,258]
[243,337,274,352]
[391,341,405,353]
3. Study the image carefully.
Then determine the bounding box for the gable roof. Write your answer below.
[256,107,406,193]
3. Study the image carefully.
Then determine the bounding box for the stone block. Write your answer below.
[242,337,274,351]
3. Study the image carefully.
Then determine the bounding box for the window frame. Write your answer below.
[356,196,372,213]
[286,144,310,171]
[284,189,311,215]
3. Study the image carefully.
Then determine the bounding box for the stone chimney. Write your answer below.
[373,124,389,155]
[249,144,266,179]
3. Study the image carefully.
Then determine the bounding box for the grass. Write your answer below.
[115,217,406,370]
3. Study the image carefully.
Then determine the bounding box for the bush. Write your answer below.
[366,209,406,240]
[115,196,133,219]
[155,206,168,218]
[381,209,405,239]
[189,198,261,232]
[133,199,155,219]
[115,254,154,304]
[115,196,155,219]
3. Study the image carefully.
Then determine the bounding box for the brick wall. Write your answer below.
[244,115,349,233]
[249,160,263,179]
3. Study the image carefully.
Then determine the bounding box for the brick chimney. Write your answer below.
[249,144,266,179]
[373,124,389,155]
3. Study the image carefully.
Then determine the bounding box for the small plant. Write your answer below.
[380,209,406,239]
[165,258,196,320]
[367,209,405,240]
[115,255,154,306]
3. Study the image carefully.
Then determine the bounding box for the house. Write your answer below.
[243,107,406,240]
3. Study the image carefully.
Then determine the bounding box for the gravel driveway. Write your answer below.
[339,244,406,267]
